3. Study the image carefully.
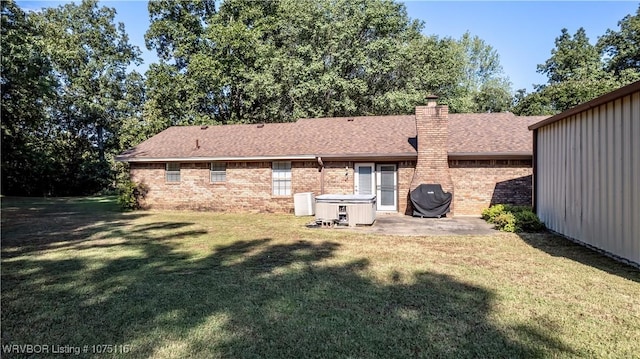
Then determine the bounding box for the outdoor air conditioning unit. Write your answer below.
[293,192,315,216]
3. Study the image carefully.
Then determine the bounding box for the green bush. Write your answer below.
[117,179,148,211]
[481,204,506,223]
[482,204,544,232]
[513,210,545,231]
[493,212,518,232]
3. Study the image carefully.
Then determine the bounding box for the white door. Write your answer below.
[376,164,397,211]
[354,163,375,195]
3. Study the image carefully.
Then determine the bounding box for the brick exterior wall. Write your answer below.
[412,105,453,191]
[130,160,355,213]
[129,101,532,217]
[321,161,354,195]
[449,159,533,215]
[411,100,455,215]
[398,161,416,215]
[129,158,531,215]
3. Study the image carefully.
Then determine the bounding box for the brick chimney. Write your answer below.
[410,95,454,214]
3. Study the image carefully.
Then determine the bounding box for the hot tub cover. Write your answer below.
[410,184,452,218]
[315,194,376,203]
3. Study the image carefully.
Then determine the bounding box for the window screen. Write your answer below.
[166,163,180,182]
[272,162,291,196]
[358,166,373,195]
[210,162,226,182]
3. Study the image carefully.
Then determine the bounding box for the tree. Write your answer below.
[36,0,142,162]
[143,0,496,130]
[511,89,553,116]
[373,34,466,114]
[43,0,142,193]
[2,0,143,196]
[262,0,429,118]
[514,27,624,115]
[538,28,602,85]
[514,6,640,118]
[145,0,216,71]
[451,32,513,113]
[1,0,55,195]
[144,0,220,126]
[473,79,513,113]
[597,5,640,80]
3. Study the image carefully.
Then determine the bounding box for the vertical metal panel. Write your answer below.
[535,90,640,265]
[607,101,616,253]
[622,95,632,258]
[560,119,564,232]
[632,91,640,263]
[614,99,623,255]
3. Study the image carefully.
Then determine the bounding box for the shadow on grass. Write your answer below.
[517,232,640,284]
[2,198,578,358]
[1,196,152,257]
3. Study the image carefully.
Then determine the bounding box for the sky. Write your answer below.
[17,1,639,93]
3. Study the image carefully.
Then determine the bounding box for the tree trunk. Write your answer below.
[97,124,105,162]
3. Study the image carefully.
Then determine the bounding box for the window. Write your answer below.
[355,163,374,195]
[210,162,226,183]
[272,161,291,196]
[165,163,180,182]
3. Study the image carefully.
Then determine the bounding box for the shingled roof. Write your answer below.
[117,113,548,162]
[448,113,547,156]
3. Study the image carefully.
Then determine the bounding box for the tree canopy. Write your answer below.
[141,0,512,130]
[513,5,640,115]
[2,0,639,196]
[1,0,54,195]
[598,6,640,77]
[1,0,142,195]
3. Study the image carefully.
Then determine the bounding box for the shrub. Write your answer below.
[117,179,148,211]
[504,205,531,214]
[513,210,545,231]
[493,212,519,232]
[482,204,545,232]
[481,204,506,223]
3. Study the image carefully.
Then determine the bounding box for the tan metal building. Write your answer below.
[529,81,640,266]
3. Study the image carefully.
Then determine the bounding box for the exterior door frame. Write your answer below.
[354,162,398,212]
[376,164,397,211]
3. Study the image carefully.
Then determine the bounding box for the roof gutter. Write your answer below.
[116,155,318,163]
[117,152,420,163]
[118,151,533,162]
[314,152,417,160]
[447,152,532,160]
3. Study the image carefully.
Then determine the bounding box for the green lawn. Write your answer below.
[1,197,639,358]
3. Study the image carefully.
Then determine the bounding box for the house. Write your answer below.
[529,81,640,266]
[117,97,547,215]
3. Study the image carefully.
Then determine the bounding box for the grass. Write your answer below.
[1,196,639,358]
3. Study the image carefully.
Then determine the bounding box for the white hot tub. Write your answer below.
[315,194,376,226]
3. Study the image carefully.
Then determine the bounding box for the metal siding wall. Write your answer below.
[536,91,640,265]
[537,125,553,230]
[560,120,568,235]
[607,102,616,253]
[631,92,640,264]
[604,104,615,251]
[585,109,595,244]
[621,96,633,259]
[569,114,579,238]
[614,99,624,255]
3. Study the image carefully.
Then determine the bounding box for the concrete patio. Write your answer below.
[360,213,498,236]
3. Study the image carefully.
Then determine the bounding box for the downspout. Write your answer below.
[317,156,325,195]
